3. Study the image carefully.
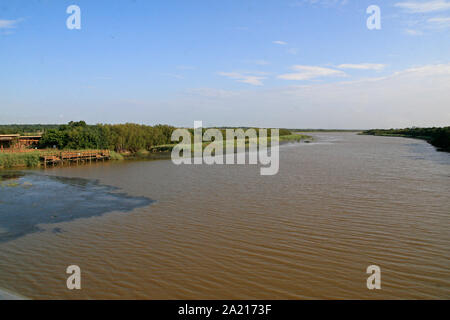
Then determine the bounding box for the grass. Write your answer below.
[281,134,312,142]
[0,152,40,169]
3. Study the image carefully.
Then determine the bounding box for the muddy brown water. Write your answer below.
[0,133,449,299]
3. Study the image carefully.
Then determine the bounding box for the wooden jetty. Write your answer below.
[41,150,111,167]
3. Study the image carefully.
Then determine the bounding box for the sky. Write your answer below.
[0,0,449,129]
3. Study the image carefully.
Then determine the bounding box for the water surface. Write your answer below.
[0,133,449,299]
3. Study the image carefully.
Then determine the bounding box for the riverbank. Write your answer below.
[361,127,450,152]
[0,134,312,169]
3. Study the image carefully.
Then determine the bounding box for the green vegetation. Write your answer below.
[109,151,124,161]
[0,124,59,135]
[0,122,311,167]
[37,121,176,152]
[28,121,301,153]
[0,152,40,169]
[362,127,450,152]
[282,134,312,142]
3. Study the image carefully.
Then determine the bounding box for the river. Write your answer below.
[0,132,449,299]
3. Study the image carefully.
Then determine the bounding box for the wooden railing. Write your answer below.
[39,150,111,167]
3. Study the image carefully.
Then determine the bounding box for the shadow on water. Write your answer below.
[0,171,25,182]
[404,142,450,166]
[0,172,154,243]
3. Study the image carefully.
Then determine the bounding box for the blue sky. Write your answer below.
[1,0,449,128]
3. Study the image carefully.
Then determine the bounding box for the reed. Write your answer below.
[0,152,40,168]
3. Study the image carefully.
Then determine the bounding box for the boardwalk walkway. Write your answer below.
[41,150,110,167]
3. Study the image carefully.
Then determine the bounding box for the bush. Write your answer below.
[109,151,124,160]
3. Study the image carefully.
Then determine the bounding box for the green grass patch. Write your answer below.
[0,152,40,169]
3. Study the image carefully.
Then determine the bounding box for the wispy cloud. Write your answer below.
[404,28,425,35]
[0,19,21,29]
[0,18,23,34]
[337,63,386,71]
[273,40,287,45]
[394,1,450,34]
[278,65,346,81]
[178,64,450,128]
[218,72,267,86]
[390,63,450,77]
[427,16,450,27]
[395,0,450,13]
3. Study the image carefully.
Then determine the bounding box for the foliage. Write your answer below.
[109,151,124,161]
[362,127,450,151]
[3,121,295,153]
[38,122,177,152]
[0,124,59,134]
[38,122,293,152]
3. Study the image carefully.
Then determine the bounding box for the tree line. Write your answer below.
[362,127,450,151]
[37,121,177,152]
[0,124,59,135]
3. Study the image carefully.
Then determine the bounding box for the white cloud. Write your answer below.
[337,63,386,71]
[273,40,287,45]
[427,16,450,27]
[392,63,450,76]
[278,65,347,81]
[405,28,425,35]
[175,63,450,128]
[0,19,21,29]
[428,16,450,22]
[395,0,450,13]
[218,72,267,86]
